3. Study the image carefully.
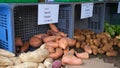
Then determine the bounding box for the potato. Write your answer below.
[83,45,92,54]
[52,60,62,68]
[98,48,105,54]
[117,42,120,47]
[76,42,81,48]
[0,49,15,57]
[45,45,55,53]
[34,34,48,40]
[0,55,13,66]
[92,49,98,55]
[38,63,45,68]
[15,37,23,46]
[20,41,29,52]
[93,39,101,47]
[101,38,108,45]
[106,51,117,57]
[44,58,53,68]
[74,35,85,41]
[12,62,38,68]
[29,37,42,48]
[102,44,113,52]
[113,38,119,46]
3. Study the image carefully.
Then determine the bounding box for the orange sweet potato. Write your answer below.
[58,38,68,49]
[75,52,89,59]
[83,45,92,54]
[21,41,29,52]
[45,45,55,53]
[49,24,59,32]
[45,42,59,48]
[15,37,23,46]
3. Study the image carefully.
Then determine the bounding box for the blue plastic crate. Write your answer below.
[74,3,105,33]
[0,4,15,52]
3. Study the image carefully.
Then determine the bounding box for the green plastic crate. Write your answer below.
[4,0,38,3]
[55,0,80,2]
[94,0,104,2]
[84,0,94,2]
[21,0,38,3]
[0,0,4,2]
[5,0,21,3]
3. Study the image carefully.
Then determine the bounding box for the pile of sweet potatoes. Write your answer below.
[74,29,120,57]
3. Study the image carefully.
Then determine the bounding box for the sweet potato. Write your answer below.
[98,48,105,54]
[29,37,42,48]
[62,49,82,65]
[58,32,67,37]
[117,42,120,48]
[106,51,117,57]
[15,37,23,46]
[49,23,59,32]
[75,52,89,59]
[58,38,68,49]
[64,47,69,55]
[21,41,29,52]
[52,60,62,68]
[45,42,59,48]
[93,39,101,47]
[102,44,113,52]
[48,48,63,59]
[45,45,55,53]
[43,36,61,43]
[83,45,92,54]
[34,34,48,40]
[65,37,76,47]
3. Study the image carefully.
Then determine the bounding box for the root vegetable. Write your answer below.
[106,51,117,57]
[0,49,15,57]
[76,42,81,48]
[43,36,61,43]
[98,48,105,54]
[101,38,108,45]
[52,60,62,68]
[12,62,38,68]
[62,49,82,65]
[102,44,113,52]
[44,58,53,68]
[74,35,85,41]
[10,57,22,65]
[15,37,23,46]
[48,48,63,59]
[38,63,45,68]
[46,42,59,48]
[20,41,29,52]
[92,49,98,55]
[90,45,98,49]
[75,52,89,59]
[117,42,120,47]
[58,32,67,37]
[65,38,76,47]
[29,37,42,48]
[59,38,68,49]
[0,55,13,66]
[45,45,55,53]
[83,45,92,54]
[64,47,69,55]
[34,34,48,40]
[49,23,59,32]
[93,39,101,47]
[19,48,49,63]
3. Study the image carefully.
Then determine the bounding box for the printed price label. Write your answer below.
[38,4,59,25]
[81,3,94,19]
[117,2,120,13]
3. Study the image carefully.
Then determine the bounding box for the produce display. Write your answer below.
[1,23,120,68]
[74,29,120,57]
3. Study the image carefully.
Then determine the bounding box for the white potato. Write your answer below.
[44,58,53,68]
[38,63,46,68]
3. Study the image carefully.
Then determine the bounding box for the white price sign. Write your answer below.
[81,3,94,19]
[38,4,59,25]
[117,2,120,13]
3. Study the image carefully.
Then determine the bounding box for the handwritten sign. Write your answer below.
[81,3,94,19]
[38,4,59,25]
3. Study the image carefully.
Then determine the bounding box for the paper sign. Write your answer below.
[117,2,120,13]
[81,3,94,19]
[38,4,59,25]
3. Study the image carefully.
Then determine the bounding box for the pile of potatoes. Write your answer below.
[74,29,120,57]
